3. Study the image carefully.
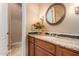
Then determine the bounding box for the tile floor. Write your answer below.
[8,42,22,56]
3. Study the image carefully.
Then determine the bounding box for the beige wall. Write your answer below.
[27,3,79,34]
[26,3,40,33]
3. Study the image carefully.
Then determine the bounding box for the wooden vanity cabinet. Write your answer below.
[27,35,79,56]
[28,36,35,56]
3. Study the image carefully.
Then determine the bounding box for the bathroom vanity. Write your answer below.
[27,34,79,56]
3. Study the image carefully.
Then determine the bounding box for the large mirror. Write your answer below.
[46,3,66,25]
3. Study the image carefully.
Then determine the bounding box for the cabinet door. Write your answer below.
[56,46,79,56]
[28,36,35,56]
[35,39,56,55]
[56,46,62,56]
[35,46,53,56]
[62,49,79,56]
[28,43,35,56]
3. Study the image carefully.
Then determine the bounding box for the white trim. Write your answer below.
[0,3,8,56]
[22,3,27,56]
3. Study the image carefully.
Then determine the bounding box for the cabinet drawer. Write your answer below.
[28,36,35,43]
[35,46,53,56]
[35,39,56,55]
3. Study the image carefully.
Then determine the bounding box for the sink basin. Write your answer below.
[42,36,53,39]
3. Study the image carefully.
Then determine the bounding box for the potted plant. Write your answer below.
[32,16,47,35]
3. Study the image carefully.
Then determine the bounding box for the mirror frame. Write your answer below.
[46,3,66,25]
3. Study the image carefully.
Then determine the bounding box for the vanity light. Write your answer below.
[75,7,79,14]
[75,3,79,14]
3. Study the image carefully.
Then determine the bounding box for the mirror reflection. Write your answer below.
[46,3,65,25]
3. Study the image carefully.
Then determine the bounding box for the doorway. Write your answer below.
[8,3,22,56]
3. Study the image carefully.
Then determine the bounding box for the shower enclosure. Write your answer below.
[8,3,22,56]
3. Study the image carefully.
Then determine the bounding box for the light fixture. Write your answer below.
[75,3,79,14]
[75,7,79,14]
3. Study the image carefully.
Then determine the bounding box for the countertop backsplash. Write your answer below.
[28,32,79,39]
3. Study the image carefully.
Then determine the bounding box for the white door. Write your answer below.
[0,3,8,56]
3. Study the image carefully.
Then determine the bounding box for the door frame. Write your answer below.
[22,3,27,56]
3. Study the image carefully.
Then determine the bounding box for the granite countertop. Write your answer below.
[28,34,79,51]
